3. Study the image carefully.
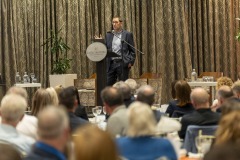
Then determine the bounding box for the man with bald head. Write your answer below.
[212,85,234,112]
[136,85,155,106]
[113,81,135,107]
[101,86,127,137]
[25,106,70,160]
[179,87,220,139]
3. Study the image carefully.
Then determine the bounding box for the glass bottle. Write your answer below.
[23,72,29,83]
[191,69,198,82]
[15,72,21,84]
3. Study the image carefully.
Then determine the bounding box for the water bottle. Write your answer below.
[191,69,197,82]
[23,72,29,83]
[15,72,21,84]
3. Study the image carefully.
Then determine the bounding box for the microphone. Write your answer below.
[109,30,144,55]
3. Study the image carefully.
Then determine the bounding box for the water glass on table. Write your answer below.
[103,106,107,115]
[195,135,214,157]
[92,106,102,123]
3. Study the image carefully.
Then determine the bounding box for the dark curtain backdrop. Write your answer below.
[1,0,240,103]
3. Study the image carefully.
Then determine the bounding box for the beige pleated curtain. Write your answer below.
[1,0,240,103]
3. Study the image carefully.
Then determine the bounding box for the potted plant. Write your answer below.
[42,27,71,74]
[42,27,77,87]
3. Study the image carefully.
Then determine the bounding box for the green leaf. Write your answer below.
[42,26,71,74]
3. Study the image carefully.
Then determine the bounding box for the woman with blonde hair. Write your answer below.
[214,111,240,145]
[46,87,59,105]
[216,76,233,90]
[72,124,118,160]
[116,102,177,160]
[31,88,53,116]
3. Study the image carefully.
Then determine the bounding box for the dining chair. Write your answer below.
[131,78,148,89]
[148,78,163,104]
[74,79,96,114]
[140,72,162,79]
[183,125,218,153]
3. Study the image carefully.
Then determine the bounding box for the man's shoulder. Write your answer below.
[122,30,133,35]
[25,150,60,160]
[181,111,197,122]
[19,133,35,143]
[70,114,88,124]
[112,106,127,116]
[108,107,127,122]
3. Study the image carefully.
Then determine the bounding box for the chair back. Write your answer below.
[74,78,96,90]
[0,140,27,158]
[183,125,218,153]
[148,78,162,104]
[140,72,161,79]
[74,79,96,107]
[131,78,148,89]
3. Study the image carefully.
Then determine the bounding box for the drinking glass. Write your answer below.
[92,107,98,123]
[195,135,214,156]
[103,106,107,115]
[96,106,102,115]
[30,73,35,83]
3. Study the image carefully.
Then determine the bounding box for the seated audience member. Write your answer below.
[136,85,181,134]
[220,97,240,116]
[7,86,38,140]
[125,78,138,96]
[113,81,135,107]
[25,106,70,160]
[204,143,240,160]
[232,80,240,99]
[101,87,128,137]
[211,85,234,112]
[216,76,233,90]
[54,85,88,121]
[179,87,220,139]
[166,80,194,117]
[31,88,54,116]
[72,124,118,160]
[0,94,35,155]
[214,111,240,146]
[211,77,234,109]
[0,143,22,160]
[74,87,89,121]
[116,102,177,160]
[59,86,88,133]
[46,87,59,106]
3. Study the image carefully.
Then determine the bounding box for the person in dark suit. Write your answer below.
[105,16,136,86]
[179,87,220,139]
[59,86,88,133]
